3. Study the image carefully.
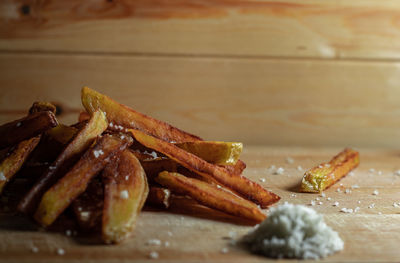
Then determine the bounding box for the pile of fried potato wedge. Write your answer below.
[0,87,280,244]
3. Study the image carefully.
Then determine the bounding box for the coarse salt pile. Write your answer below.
[243,203,344,260]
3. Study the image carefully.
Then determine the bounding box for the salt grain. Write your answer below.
[57,248,65,256]
[120,190,129,199]
[259,178,266,183]
[16,122,22,127]
[149,251,159,259]
[368,203,375,209]
[147,239,162,246]
[345,189,352,194]
[369,168,375,173]
[221,247,229,254]
[327,197,332,201]
[274,167,285,175]
[286,157,294,164]
[333,202,339,207]
[0,172,6,181]
[31,247,39,253]
[318,201,323,205]
[297,166,303,171]
[340,208,353,213]
[372,190,379,196]
[310,200,316,206]
[351,184,359,189]
[320,193,326,198]
[65,230,72,236]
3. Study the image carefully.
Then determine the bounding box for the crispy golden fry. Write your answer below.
[34,134,132,227]
[102,150,149,244]
[46,124,78,145]
[156,172,266,223]
[81,86,201,143]
[146,186,171,208]
[130,129,280,208]
[18,110,108,214]
[29,102,57,114]
[0,136,41,193]
[301,148,360,193]
[0,111,58,149]
[72,178,104,231]
[175,141,242,165]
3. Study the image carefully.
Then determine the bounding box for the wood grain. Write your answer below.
[1,0,400,60]
[1,146,400,262]
[1,53,400,148]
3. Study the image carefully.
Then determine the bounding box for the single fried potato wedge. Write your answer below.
[301,148,360,193]
[0,111,58,149]
[81,86,201,143]
[34,134,132,227]
[18,110,108,214]
[130,129,280,208]
[46,124,78,145]
[102,150,149,244]
[156,171,266,223]
[175,141,242,165]
[146,186,171,208]
[0,136,41,193]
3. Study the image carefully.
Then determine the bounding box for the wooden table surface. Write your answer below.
[1,146,399,262]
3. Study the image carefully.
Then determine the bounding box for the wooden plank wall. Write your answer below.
[1,0,400,148]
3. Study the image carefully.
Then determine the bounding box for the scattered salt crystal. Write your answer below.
[93,150,104,158]
[378,212,382,215]
[164,241,170,247]
[345,189,351,194]
[57,248,65,256]
[336,188,342,193]
[316,197,320,201]
[147,239,162,246]
[49,166,56,170]
[368,203,375,209]
[65,230,72,236]
[369,168,375,173]
[351,184,359,189]
[377,171,382,176]
[372,190,379,196]
[320,193,326,198]
[0,172,6,181]
[324,164,331,168]
[120,135,125,140]
[221,247,229,254]
[393,203,399,208]
[354,207,360,213]
[327,197,332,201]
[297,166,303,171]
[394,170,400,176]
[291,193,297,198]
[333,202,339,207]
[109,122,114,127]
[80,211,90,221]
[348,172,355,176]
[339,183,343,186]
[357,200,361,204]
[228,231,237,239]
[310,200,316,206]
[77,207,82,211]
[216,185,222,189]
[274,167,285,175]
[340,208,353,213]
[125,175,129,181]
[120,190,129,199]
[318,165,323,168]
[167,231,173,237]
[149,251,159,259]
[259,178,266,183]
[318,202,323,205]
[16,122,22,127]
[286,157,294,164]
[31,246,39,253]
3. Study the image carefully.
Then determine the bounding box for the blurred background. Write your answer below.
[1,0,400,148]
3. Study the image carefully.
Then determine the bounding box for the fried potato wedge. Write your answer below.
[156,172,266,223]
[81,86,201,143]
[146,186,171,208]
[46,124,78,145]
[72,177,104,231]
[301,148,360,193]
[34,134,132,227]
[18,110,108,214]
[0,136,41,193]
[175,141,242,165]
[102,150,149,244]
[221,160,246,175]
[0,111,58,149]
[130,129,280,208]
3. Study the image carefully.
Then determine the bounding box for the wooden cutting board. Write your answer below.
[1,146,400,262]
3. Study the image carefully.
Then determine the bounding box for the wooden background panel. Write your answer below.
[1,53,400,148]
[1,0,400,60]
